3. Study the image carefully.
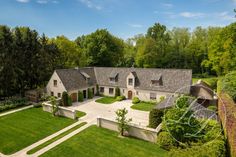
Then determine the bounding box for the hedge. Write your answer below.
[62,92,69,106]
[116,95,125,101]
[221,71,236,101]
[0,97,27,112]
[149,109,163,128]
[167,140,226,157]
[218,93,236,157]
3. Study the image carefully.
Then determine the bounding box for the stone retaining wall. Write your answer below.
[97,117,161,143]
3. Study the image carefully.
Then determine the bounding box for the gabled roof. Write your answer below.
[53,67,192,94]
[191,80,214,100]
[55,67,96,91]
[95,67,192,94]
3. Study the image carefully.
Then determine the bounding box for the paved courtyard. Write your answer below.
[69,97,149,126]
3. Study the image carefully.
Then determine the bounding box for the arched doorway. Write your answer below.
[128,91,132,99]
[70,93,77,102]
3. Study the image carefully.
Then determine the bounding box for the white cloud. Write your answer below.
[79,0,103,10]
[16,0,30,3]
[161,3,173,8]
[215,11,235,21]
[179,12,205,18]
[128,24,143,28]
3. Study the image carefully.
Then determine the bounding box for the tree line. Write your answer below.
[0,21,236,98]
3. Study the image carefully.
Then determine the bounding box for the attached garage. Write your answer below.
[70,93,77,102]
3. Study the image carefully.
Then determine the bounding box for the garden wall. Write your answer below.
[42,102,76,119]
[97,117,161,143]
[218,93,236,157]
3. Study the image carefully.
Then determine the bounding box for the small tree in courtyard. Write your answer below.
[88,88,93,99]
[96,84,100,96]
[50,96,59,116]
[78,91,84,102]
[115,108,132,136]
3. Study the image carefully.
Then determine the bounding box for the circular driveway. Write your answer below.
[68,97,149,126]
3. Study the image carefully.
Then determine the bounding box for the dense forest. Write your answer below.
[0,21,236,98]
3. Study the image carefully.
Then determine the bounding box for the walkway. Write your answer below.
[0,105,33,117]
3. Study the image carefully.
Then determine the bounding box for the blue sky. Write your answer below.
[0,0,235,40]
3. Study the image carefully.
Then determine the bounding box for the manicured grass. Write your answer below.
[131,101,156,111]
[40,125,167,157]
[27,122,87,155]
[0,107,75,155]
[76,110,86,118]
[95,97,117,104]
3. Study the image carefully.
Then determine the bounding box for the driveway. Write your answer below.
[68,97,149,126]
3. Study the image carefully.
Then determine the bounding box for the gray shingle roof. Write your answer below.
[55,67,192,94]
[55,67,97,91]
[95,67,192,94]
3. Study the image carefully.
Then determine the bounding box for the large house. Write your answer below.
[46,67,192,102]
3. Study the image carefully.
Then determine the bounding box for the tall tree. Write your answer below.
[77,29,124,67]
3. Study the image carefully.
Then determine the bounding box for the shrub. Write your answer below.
[116,95,125,101]
[222,71,236,101]
[175,96,190,108]
[62,92,69,106]
[96,84,99,96]
[157,131,177,150]
[33,103,42,108]
[167,140,226,157]
[115,87,121,97]
[159,96,165,102]
[206,78,218,89]
[0,97,28,112]
[149,109,163,128]
[78,91,84,102]
[67,97,72,106]
[132,97,140,104]
[88,88,93,99]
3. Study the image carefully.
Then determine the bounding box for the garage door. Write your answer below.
[70,93,77,102]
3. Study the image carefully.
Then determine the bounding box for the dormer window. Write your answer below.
[151,74,163,86]
[81,71,90,84]
[109,71,118,83]
[128,78,133,86]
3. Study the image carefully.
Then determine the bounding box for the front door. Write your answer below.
[70,93,77,102]
[128,91,132,99]
[83,90,87,99]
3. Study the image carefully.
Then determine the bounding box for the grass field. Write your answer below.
[40,125,167,157]
[0,107,75,155]
[131,101,156,111]
[95,97,117,104]
[27,122,87,154]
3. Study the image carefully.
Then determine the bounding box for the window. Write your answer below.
[53,80,57,87]
[150,93,156,100]
[128,78,133,86]
[109,88,114,94]
[51,91,54,96]
[100,87,104,93]
[136,91,139,95]
[109,78,116,83]
[123,89,125,93]
[57,93,61,98]
[151,79,163,86]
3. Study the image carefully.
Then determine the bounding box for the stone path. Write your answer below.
[0,105,33,117]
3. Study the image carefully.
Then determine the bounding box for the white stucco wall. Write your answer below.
[46,71,66,98]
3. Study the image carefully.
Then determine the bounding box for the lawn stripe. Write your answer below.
[27,122,87,155]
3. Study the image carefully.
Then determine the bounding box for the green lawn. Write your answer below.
[76,110,86,118]
[0,107,75,155]
[95,97,117,104]
[40,125,167,157]
[27,122,87,154]
[131,101,156,111]
[192,77,219,84]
